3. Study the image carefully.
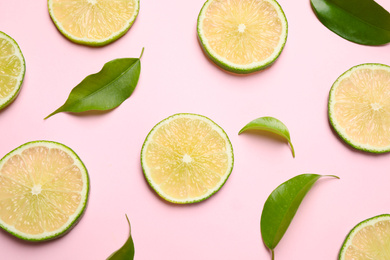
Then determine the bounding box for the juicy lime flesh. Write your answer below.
[0,37,23,100]
[0,146,84,236]
[201,0,284,65]
[344,219,390,259]
[144,117,231,201]
[333,68,390,148]
[51,0,137,40]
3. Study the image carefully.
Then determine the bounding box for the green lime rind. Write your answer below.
[47,0,140,47]
[196,0,288,74]
[141,113,234,204]
[328,63,390,154]
[0,31,25,111]
[0,140,90,242]
[339,214,390,259]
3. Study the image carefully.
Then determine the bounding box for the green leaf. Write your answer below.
[311,0,390,45]
[238,116,295,158]
[260,174,339,258]
[107,215,135,260]
[45,48,144,119]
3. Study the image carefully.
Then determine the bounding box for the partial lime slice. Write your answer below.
[339,214,390,259]
[141,113,234,204]
[328,63,390,153]
[48,0,140,46]
[0,32,25,111]
[197,0,288,74]
[0,141,89,241]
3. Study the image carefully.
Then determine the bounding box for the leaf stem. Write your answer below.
[271,249,275,260]
[139,47,145,59]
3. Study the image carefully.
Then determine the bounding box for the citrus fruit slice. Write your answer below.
[328,63,390,153]
[339,214,390,259]
[48,0,140,46]
[0,141,89,241]
[0,32,25,111]
[141,113,234,204]
[197,0,288,74]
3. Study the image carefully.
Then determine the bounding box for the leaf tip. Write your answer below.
[139,47,145,59]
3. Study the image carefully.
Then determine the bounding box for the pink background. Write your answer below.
[2,0,390,259]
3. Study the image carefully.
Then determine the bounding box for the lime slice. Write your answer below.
[0,32,25,111]
[328,63,390,153]
[141,113,234,204]
[339,214,390,259]
[197,0,288,74]
[48,0,140,46]
[0,141,89,241]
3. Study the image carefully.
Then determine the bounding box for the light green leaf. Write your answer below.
[45,48,144,119]
[311,0,390,45]
[238,116,295,157]
[260,174,339,259]
[107,215,135,260]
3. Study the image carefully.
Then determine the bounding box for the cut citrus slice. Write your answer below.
[141,113,234,204]
[328,63,390,153]
[197,0,288,74]
[339,214,390,259]
[48,0,140,46]
[0,32,25,111]
[0,141,89,241]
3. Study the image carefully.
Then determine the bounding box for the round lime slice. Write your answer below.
[339,214,390,259]
[0,141,89,241]
[141,113,234,204]
[48,0,140,46]
[197,0,288,74]
[0,31,25,111]
[329,63,390,153]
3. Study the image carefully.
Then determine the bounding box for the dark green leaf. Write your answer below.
[45,48,144,119]
[311,0,390,45]
[238,116,295,158]
[107,215,135,260]
[260,174,339,256]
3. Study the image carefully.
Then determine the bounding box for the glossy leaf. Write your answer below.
[260,174,339,258]
[238,116,295,158]
[45,48,144,119]
[107,215,135,260]
[311,0,390,45]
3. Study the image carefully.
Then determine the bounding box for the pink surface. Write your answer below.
[1,0,390,259]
